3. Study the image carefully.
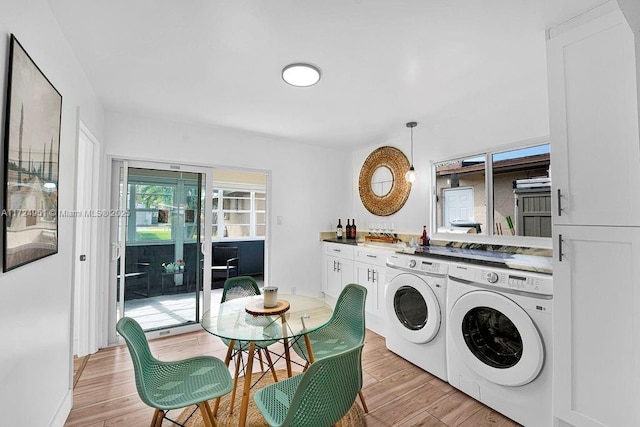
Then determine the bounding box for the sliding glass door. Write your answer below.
[112,160,212,332]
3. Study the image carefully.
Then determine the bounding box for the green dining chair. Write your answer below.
[291,283,369,412]
[116,317,233,427]
[220,276,279,410]
[253,344,364,427]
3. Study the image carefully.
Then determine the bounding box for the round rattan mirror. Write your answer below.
[359,146,412,216]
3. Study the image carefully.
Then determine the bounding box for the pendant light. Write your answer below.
[405,121,418,183]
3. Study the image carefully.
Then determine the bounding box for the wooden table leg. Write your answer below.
[238,341,255,427]
[280,314,292,377]
[303,333,315,364]
[213,340,235,417]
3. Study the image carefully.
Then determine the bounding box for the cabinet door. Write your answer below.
[354,262,378,315]
[553,225,640,427]
[325,256,343,299]
[548,4,640,226]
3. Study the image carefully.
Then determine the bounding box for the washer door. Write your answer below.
[386,273,441,344]
[449,290,544,386]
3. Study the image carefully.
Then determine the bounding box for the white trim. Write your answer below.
[49,388,73,427]
[73,119,102,357]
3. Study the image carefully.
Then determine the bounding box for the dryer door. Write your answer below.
[386,273,441,343]
[449,290,544,386]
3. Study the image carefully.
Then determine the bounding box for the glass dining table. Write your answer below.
[201,293,333,427]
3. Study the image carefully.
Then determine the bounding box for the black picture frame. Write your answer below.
[2,34,62,271]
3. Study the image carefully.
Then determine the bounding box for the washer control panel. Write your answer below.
[387,254,448,275]
[450,263,553,296]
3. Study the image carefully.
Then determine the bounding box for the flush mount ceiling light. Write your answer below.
[282,63,321,87]
[405,122,418,183]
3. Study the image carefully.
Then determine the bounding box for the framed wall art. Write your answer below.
[3,34,62,271]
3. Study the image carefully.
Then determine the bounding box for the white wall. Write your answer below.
[104,111,351,299]
[351,29,550,237]
[0,1,104,426]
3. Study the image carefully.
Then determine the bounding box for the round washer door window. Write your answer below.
[449,290,544,386]
[386,273,441,343]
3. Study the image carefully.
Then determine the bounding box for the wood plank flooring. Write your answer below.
[65,329,520,427]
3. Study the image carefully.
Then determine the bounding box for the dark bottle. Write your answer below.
[351,219,357,239]
[420,225,430,246]
[346,219,352,239]
[336,219,343,239]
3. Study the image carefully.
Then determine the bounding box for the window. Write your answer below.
[212,169,267,240]
[126,169,201,243]
[434,142,550,238]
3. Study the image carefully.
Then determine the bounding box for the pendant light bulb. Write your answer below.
[405,121,418,183]
[405,166,417,183]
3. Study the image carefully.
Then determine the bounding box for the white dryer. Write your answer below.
[385,253,448,381]
[446,262,553,427]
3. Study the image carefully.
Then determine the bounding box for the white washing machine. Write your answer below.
[446,262,553,427]
[385,253,448,381]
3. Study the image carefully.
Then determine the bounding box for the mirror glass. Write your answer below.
[371,166,393,197]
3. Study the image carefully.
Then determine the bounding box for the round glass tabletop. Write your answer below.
[201,294,333,342]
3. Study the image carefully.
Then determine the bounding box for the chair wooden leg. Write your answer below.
[257,348,265,371]
[229,352,242,414]
[213,340,235,417]
[262,349,279,382]
[358,390,369,413]
[198,401,216,427]
[150,408,163,427]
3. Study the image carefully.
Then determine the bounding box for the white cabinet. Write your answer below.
[353,247,387,316]
[553,226,640,427]
[322,243,354,301]
[547,2,640,226]
[548,3,640,426]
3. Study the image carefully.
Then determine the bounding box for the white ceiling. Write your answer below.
[48,0,606,148]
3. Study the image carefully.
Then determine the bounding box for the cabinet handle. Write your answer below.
[332,248,341,253]
[337,261,341,273]
[558,234,563,262]
[557,189,563,217]
[367,268,371,282]
[366,254,377,259]
[333,260,337,272]
[372,270,377,283]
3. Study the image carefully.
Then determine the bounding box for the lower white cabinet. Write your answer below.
[322,243,390,334]
[354,247,388,316]
[553,225,640,427]
[322,243,354,301]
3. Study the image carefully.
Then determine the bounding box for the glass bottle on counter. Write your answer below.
[351,219,357,239]
[336,219,343,239]
[420,225,430,246]
[346,219,351,239]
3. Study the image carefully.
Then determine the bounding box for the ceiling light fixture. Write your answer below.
[405,122,418,183]
[282,63,321,87]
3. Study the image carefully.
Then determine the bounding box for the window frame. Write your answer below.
[431,137,552,248]
[212,186,266,241]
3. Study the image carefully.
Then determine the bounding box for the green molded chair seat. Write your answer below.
[253,344,364,427]
[116,317,233,427]
[292,283,368,412]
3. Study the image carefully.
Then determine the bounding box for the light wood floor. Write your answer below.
[65,329,520,427]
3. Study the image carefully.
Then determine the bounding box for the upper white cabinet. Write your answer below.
[547,2,640,226]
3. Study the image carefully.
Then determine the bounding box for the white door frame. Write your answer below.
[109,159,213,341]
[73,120,101,356]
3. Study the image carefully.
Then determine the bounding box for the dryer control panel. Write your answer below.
[449,263,553,296]
[387,254,448,276]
